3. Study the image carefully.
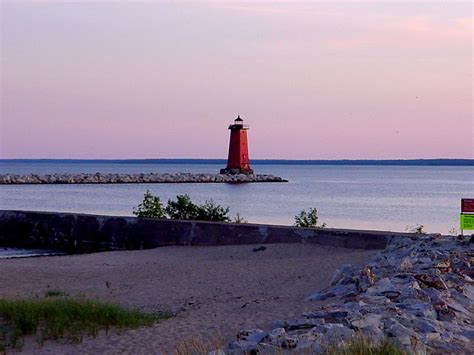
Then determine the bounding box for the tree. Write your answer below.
[197,200,231,222]
[165,194,200,220]
[233,213,247,224]
[133,190,166,218]
[294,208,326,228]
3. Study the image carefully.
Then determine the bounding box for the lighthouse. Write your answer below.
[220,116,254,175]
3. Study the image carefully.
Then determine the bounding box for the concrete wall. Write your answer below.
[0,210,414,253]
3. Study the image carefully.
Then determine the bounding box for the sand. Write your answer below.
[0,244,377,353]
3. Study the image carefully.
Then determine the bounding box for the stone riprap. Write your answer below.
[224,234,474,354]
[0,173,287,185]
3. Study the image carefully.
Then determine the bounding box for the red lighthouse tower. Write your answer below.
[220,116,254,175]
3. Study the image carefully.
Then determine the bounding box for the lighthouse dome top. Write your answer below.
[229,115,249,130]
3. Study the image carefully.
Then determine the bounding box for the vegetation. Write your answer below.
[294,208,326,228]
[135,192,334,227]
[172,335,405,355]
[326,336,406,355]
[406,224,426,234]
[133,191,166,218]
[133,191,233,222]
[196,200,231,222]
[0,297,167,349]
[44,290,68,298]
[173,334,223,355]
[233,213,247,224]
[165,194,200,220]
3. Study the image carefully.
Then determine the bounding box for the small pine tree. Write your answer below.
[406,224,426,235]
[133,190,166,219]
[197,200,231,222]
[233,213,247,224]
[294,208,326,228]
[165,194,200,220]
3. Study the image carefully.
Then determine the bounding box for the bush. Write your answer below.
[133,190,166,218]
[294,208,326,228]
[165,194,200,220]
[233,213,247,224]
[134,193,233,223]
[406,224,426,234]
[197,200,230,222]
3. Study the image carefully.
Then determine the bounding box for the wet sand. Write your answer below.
[0,244,376,353]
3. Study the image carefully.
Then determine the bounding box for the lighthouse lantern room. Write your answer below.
[220,116,254,175]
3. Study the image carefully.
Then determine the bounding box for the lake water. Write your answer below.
[0,247,61,259]
[0,162,473,234]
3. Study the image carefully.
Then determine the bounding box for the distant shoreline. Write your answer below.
[0,158,473,166]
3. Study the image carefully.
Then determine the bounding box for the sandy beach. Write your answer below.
[0,244,376,353]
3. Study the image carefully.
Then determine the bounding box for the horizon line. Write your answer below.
[1,158,473,167]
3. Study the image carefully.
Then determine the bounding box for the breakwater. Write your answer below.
[0,210,415,253]
[0,173,287,184]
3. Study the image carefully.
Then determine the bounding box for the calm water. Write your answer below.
[0,162,473,234]
[0,247,61,259]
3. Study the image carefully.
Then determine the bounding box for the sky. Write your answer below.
[1,1,472,159]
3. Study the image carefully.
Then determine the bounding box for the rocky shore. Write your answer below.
[0,173,287,184]
[224,234,473,354]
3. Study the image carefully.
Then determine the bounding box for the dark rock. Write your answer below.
[226,340,259,354]
[285,318,325,330]
[266,328,298,348]
[236,329,267,343]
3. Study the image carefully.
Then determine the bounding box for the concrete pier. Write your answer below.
[0,210,416,253]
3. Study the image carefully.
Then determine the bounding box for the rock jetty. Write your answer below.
[223,234,473,354]
[0,173,287,185]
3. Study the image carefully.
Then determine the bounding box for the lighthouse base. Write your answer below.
[220,168,254,175]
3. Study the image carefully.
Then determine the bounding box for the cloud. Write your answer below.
[215,2,350,18]
[208,2,471,51]
[401,15,472,39]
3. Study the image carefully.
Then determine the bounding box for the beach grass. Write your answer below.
[326,336,406,355]
[44,290,68,298]
[0,297,169,349]
[173,334,224,355]
[173,334,406,355]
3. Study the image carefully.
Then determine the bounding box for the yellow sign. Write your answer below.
[460,214,474,230]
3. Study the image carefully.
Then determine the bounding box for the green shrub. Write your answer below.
[133,190,166,218]
[0,298,168,349]
[294,208,326,228]
[165,194,200,220]
[197,200,230,222]
[406,224,426,234]
[134,192,234,223]
[233,213,247,224]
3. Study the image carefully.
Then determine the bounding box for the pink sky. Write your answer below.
[1,1,472,159]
